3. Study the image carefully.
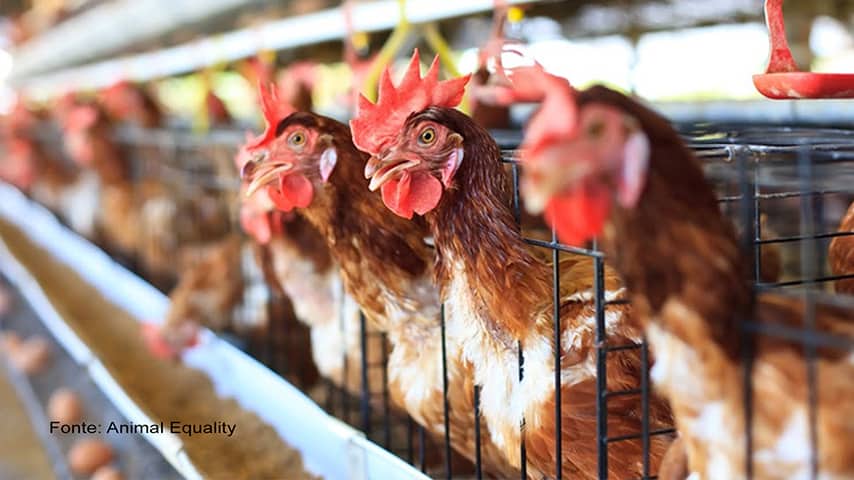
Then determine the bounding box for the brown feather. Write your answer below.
[829,201,854,295]
[416,107,673,479]
[279,113,518,477]
[577,85,854,479]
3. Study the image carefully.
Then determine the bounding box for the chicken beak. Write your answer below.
[364,156,381,179]
[366,156,421,192]
[522,149,592,214]
[244,161,294,198]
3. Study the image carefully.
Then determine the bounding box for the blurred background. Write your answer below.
[1,0,852,122]
[0,2,852,480]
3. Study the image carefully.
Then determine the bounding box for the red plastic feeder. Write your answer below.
[753,0,854,99]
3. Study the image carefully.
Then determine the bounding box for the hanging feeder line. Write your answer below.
[13,0,539,101]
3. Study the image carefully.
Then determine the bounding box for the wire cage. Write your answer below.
[683,125,854,480]
[22,118,854,480]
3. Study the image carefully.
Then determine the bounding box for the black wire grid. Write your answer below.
[689,127,854,480]
[26,123,854,479]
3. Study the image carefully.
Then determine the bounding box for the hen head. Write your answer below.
[1,138,36,189]
[98,80,142,121]
[505,67,651,246]
[60,104,100,167]
[351,49,471,219]
[276,62,318,113]
[235,134,287,245]
[6,99,38,135]
[241,83,340,213]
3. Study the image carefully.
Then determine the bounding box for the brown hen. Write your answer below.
[516,78,854,479]
[241,84,518,477]
[829,201,854,295]
[356,52,673,479]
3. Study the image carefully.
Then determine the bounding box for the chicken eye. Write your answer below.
[418,127,436,146]
[587,120,605,138]
[288,131,306,147]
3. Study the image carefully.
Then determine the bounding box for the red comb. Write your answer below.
[246,82,295,152]
[350,49,471,155]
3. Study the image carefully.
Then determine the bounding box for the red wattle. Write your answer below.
[381,171,443,219]
[266,173,314,212]
[545,181,612,247]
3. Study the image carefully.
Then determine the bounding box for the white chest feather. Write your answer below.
[646,302,830,480]
[444,257,637,452]
[441,260,548,448]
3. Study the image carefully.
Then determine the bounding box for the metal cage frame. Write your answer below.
[24,120,854,480]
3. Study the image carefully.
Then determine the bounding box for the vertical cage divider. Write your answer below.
[593,247,608,480]
[640,340,650,479]
[736,145,756,478]
[359,311,371,436]
[511,161,522,226]
[337,281,348,420]
[518,339,527,479]
[439,304,452,479]
[553,227,563,480]
[381,332,391,449]
[276,295,289,379]
[342,338,351,424]
[474,384,483,480]
[405,416,414,465]
[418,424,427,473]
[796,144,820,480]
[262,288,274,368]
[513,145,527,480]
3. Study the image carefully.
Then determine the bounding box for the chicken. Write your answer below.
[94,83,181,279]
[142,234,245,359]
[1,100,44,191]
[355,50,673,479]
[141,226,324,386]
[37,103,104,240]
[829,201,854,295]
[511,71,854,479]
[756,214,783,284]
[91,84,232,284]
[0,136,38,192]
[237,137,369,397]
[277,62,318,114]
[59,101,143,260]
[98,80,163,128]
[205,90,232,127]
[241,82,518,477]
[732,214,782,284]
[0,98,100,242]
